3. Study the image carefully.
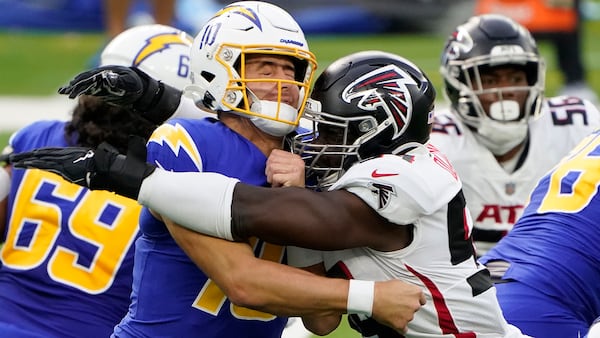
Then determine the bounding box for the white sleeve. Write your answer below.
[286,246,323,268]
[0,167,9,200]
[138,169,239,240]
[169,95,215,120]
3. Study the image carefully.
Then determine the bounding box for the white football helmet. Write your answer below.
[101,24,193,90]
[186,1,317,136]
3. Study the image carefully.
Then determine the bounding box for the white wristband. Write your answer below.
[0,167,10,200]
[347,279,375,316]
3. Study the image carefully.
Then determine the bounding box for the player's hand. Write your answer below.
[10,136,156,200]
[371,280,425,334]
[59,65,150,105]
[266,149,305,187]
[10,146,95,186]
[58,65,183,125]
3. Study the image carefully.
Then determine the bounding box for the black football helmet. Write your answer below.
[440,14,545,129]
[292,50,436,189]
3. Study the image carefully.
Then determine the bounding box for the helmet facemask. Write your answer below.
[236,48,315,136]
[292,101,372,190]
[186,1,317,137]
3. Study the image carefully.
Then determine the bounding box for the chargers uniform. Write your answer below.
[112,117,288,338]
[430,96,600,255]
[0,120,140,338]
[289,144,527,337]
[480,129,600,337]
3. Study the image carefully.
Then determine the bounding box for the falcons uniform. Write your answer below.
[112,117,288,338]
[0,121,140,338]
[429,96,600,255]
[480,130,600,337]
[289,144,527,337]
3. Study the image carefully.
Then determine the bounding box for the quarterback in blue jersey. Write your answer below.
[479,129,600,337]
[110,2,417,336]
[0,24,192,338]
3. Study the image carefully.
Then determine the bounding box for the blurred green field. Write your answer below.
[1,21,599,337]
[1,20,599,96]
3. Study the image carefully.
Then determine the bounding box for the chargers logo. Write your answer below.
[134,32,192,67]
[342,64,417,140]
[213,5,262,31]
[148,123,202,171]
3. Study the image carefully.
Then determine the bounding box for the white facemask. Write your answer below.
[249,100,299,137]
[474,118,528,155]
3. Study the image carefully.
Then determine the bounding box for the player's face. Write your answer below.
[473,66,529,120]
[312,123,348,168]
[243,54,300,108]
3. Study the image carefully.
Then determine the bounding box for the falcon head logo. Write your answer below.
[371,182,396,210]
[341,65,417,140]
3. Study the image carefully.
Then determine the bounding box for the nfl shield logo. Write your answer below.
[505,182,516,195]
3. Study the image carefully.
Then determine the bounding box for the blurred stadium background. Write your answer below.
[1,0,599,336]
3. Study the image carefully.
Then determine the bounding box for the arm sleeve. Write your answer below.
[0,167,9,200]
[138,169,238,241]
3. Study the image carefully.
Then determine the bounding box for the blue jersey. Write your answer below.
[0,121,140,338]
[480,129,600,334]
[113,118,287,338]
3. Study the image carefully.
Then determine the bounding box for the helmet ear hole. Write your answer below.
[201,71,216,83]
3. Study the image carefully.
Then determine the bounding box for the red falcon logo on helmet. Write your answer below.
[341,65,417,140]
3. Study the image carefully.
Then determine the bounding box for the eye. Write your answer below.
[480,76,497,87]
[509,73,527,85]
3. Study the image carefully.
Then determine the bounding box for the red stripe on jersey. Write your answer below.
[406,264,476,337]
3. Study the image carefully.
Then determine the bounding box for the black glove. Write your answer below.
[10,136,156,200]
[58,65,183,125]
[0,153,10,164]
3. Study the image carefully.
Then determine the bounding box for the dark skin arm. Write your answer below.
[231,184,412,252]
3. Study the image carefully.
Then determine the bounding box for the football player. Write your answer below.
[0,24,193,338]
[429,14,600,256]
[11,51,529,337]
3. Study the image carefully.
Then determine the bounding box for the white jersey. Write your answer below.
[429,96,600,255]
[288,144,527,338]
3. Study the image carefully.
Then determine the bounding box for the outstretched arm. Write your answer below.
[162,216,424,334]
[11,143,408,250]
[58,65,183,124]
